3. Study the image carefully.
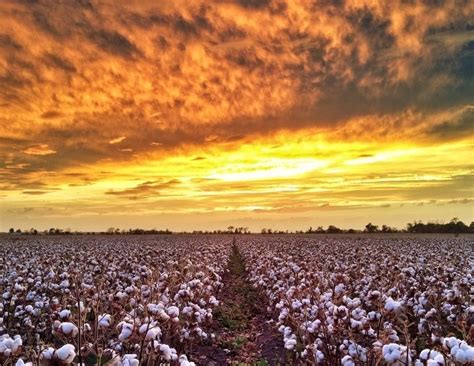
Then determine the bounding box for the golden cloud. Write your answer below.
[22,144,56,156]
[1,0,473,230]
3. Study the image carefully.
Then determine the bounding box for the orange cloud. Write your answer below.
[0,0,472,230]
[109,136,127,144]
[22,144,56,156]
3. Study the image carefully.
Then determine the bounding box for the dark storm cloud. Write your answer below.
[105,179,181,198]
[87,29,141,58]
[43,53,77,73]
[428,107,474,139]
[0,0,473,190]
[236,0,271,9]
[40,110,63,119]
[0,34,23,51]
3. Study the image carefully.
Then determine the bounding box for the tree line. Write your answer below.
[7,218,473,235]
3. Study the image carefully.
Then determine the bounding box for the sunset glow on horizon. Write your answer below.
[1,0,472,231]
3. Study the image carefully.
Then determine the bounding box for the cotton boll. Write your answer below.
[59,322,79,337]
[98,314,112,328]
[15,359,33,366]
[145,327,162,341]
[284,338,297,350]
[167,306,180,318]
[40,347,55,360]
[382,344,401,363]
[341,355,355,366]
[179,354,196,366]
[59,309,71,320]
[118,322,134,341]
[55,344,76,364]
[122,354,139,366]
[384,298,402,313]
[159,344,178,361]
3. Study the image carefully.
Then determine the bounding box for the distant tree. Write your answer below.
[16,229,22,234]
[327,225,342,234]
[316,226,325,233]
[381,225,397,233]
[9,228,14,234]
[365,223,379,233]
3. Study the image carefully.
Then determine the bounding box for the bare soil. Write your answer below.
[190,241,286,365]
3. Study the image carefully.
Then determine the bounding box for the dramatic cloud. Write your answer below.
[1,0,473,230]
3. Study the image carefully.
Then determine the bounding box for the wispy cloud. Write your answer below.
[109,136,127,144]
[22,144,56,156]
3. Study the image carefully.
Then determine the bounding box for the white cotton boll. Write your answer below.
[159,344,177,361]
[427,360,443,366]
[40,347,55,360]
[179,354,196,366]
[314,350,324,363]
[24,305,33,313]
[59,322,79,337]
[350,318,362,330]
[443,336,458,350]
[451,342,474,364]
[15,359,32,366]
[55,344,76,364]
[341,355,355,366]
[420,349,434,360]
[368,311,380,321]
[335,283,345,295]
[384,298,402,313]
[292,299,302,310]
[122,354,139,366]
[159,310,171,321]
[167,306,180,318]
[59,309,71,319]
[146,327,162,341]
[182,306,193,316]
[118,322,133,341]
[98,314,112,328]
[284,338,297,350]
[382,344,401,363]
[209,296,219,306]
[433,354,445,364]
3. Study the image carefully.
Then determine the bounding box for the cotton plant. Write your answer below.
[0,236,230,365]
[241,236,473,365]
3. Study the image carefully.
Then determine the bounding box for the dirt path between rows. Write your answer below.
[190,240,286,365]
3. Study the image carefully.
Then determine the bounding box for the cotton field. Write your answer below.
[0,235,473,366]
[241,236,474,365]
[0,236,229,366]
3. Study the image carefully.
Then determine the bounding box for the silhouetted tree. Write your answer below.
[365,223,379,233]
[327,225,342,234]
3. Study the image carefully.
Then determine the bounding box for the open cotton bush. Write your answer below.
[1,234,472,365]
[0,236,229,365]
[241,236,473,365]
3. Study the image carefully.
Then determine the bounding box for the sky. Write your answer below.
[0,0,473,232]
